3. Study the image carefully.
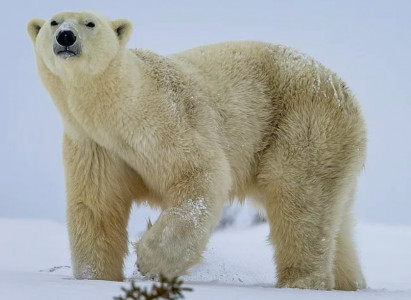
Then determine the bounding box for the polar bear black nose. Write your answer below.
[56,30,77,47]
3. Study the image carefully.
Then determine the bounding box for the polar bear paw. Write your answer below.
[135,214,205,279]
[276,269,334,290]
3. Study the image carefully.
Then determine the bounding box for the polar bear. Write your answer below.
[27,11,367,290]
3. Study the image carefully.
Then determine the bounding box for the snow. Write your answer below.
[1,218,411,299]
[167,198,208,229]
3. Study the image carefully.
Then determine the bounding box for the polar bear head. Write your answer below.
[27,11,132,76]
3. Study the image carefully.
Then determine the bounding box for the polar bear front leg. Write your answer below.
[135,171,228,279]
[63,135,139,281]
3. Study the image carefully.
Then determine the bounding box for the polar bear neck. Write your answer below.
[40,49,148,144]
[61,50,141,90]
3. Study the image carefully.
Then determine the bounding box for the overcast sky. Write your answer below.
[1,0,410,225]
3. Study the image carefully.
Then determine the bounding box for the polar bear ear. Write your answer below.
[27,18,45,44]
[111,19,132,46]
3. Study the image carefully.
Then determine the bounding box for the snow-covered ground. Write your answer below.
[1,218,410,299]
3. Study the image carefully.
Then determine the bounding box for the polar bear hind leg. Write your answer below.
[333,192,366,290]
[256,100,365,290]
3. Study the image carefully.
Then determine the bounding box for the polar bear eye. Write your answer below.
[50,20,58,26]
[86,22,95,28]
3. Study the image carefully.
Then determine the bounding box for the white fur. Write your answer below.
[28,11,367,290]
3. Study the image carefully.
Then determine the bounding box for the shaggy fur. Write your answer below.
[27,11,367,290]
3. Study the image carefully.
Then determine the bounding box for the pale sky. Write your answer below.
[1,0,410,225]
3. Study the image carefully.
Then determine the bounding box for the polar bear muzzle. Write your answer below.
[53,28,82,59]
